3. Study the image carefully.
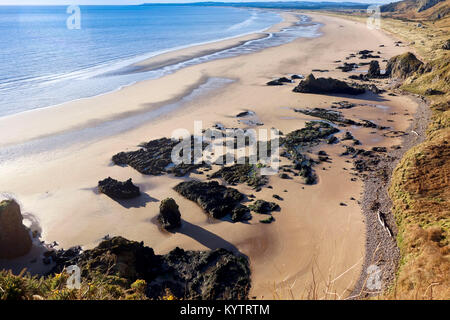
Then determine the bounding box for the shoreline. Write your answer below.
[0,11,421,299]
[0,10,293,121]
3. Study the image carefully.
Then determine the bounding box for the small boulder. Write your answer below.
[266,79,283,86]
[291,74,304,80]
[98,177,140,200]
[367,60,381,78]
[0,200,32,259]
[158,198,181,230]
[442,39,450,50]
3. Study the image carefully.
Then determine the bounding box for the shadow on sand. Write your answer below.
[170,220,242,254]
[115,192,159,209]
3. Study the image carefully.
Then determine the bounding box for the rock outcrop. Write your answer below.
[231,205,252,222]
[51,236,251,300]
[98,177,140,200]
[0,200,32,259]
[266,77,292,86]
[385,52,424,79]
[112,137,205,177]
[293,74,365,95]
[158,198,181,230]
[248,200,280,214]
[367,60,381,78]
[173,180,245,219]
[209,160,267,188]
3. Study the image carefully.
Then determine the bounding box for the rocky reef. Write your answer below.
[158,198,181,230]
[112,137,205,177]
[293,74,365,95]
[173,180,245,219]
[248,200,280,214]
[50,236,251,300]
[279,121,339,184]
[98,177,140,200]
[209,159,268,188]
[293,108,388,130]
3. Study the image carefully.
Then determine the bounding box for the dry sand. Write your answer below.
[0,12,418,299]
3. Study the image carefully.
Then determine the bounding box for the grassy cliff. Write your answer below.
[318,6,449,299]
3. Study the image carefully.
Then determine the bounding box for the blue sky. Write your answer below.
[0,0,393,5]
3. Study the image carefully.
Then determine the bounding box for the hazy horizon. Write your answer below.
[0,0,395,6]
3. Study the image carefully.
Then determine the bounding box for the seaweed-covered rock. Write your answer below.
[0,200,32,259]
[158,198,181,230]
[173,180,244,219]
[259,216,275,224]
[282,121,339,149]
[209,160,267,188]
[294,108,387,129]
[331,101,357,109]
[51,236,251,300]
[112,137,204,177]
[231,205,251,222]
[98,177,140,200]
[235,110,255,118]
[385,52,423,79]
[294,108,357,126]
[293,74,365,95]
[248,200,280,214]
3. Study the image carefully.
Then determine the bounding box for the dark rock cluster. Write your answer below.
[209,160,268,188]
[158,198,181,230]
[98,177,141,200]
[248,200,280,214]
[293,74,365,95]
[112,137,206,177]
[50,236,251,300]
[173,180,245,219]
[293,108,388,130]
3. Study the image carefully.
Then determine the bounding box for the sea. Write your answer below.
[0,5,321,118]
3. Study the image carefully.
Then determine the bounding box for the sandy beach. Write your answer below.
[0,12,419,299]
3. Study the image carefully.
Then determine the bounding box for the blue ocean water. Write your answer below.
[0,5,320,118]
[0,5,281,117]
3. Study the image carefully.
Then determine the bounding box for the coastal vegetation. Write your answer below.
[320,0,449,299]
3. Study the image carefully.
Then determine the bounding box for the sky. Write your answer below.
[0,0,393,5]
